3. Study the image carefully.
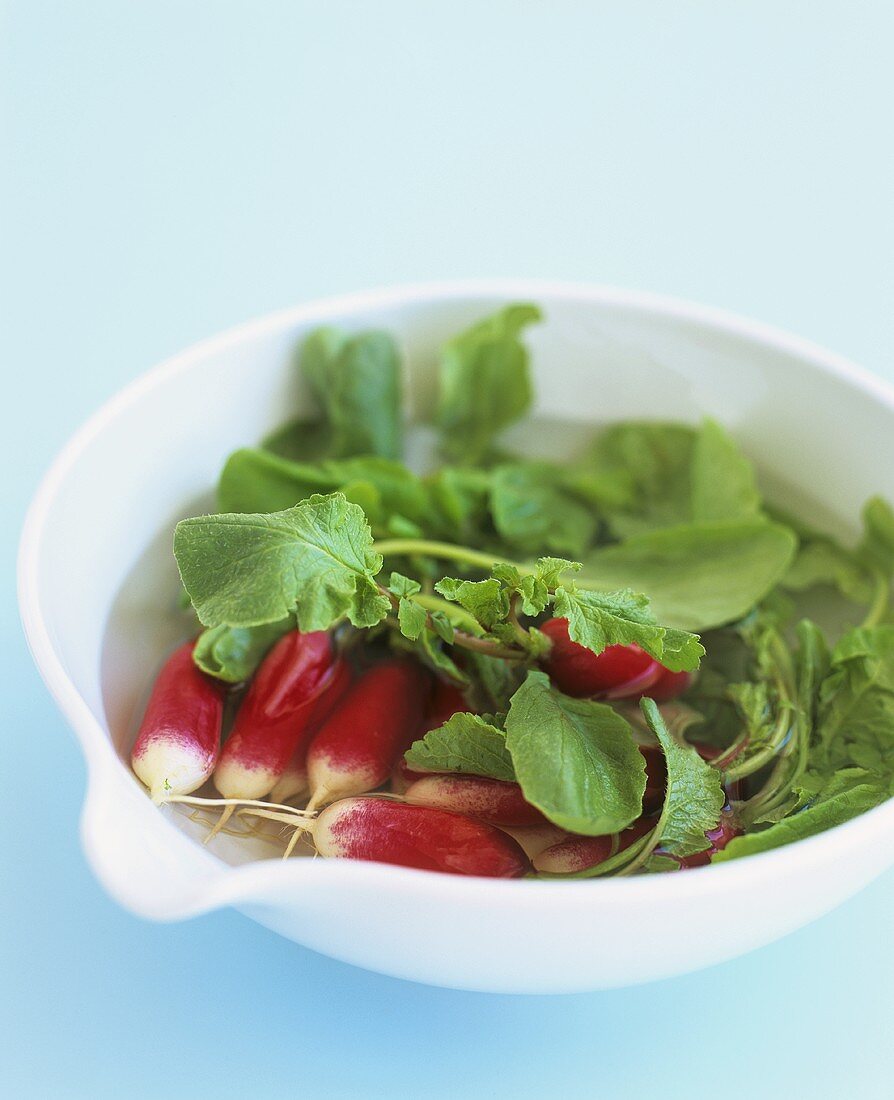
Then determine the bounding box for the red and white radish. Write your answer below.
[533,816,654,874]
[268,657,353,804]
[131,640,227,802]
[540,618,662,699]
[308,796,530,877]
[405,774,547,827]
[213,630,342,802]
[305,659,429,809]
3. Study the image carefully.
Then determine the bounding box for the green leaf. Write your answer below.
[404,713,516,781]
[426,466,494,541]
[588,422,696,536]
[192,619,293,683]
[217,449,431,528]
[552,586,703,672]
[534,556,581,589]
[519,574,549,616]
[728,681,775,743]
[414,629,468,683]
[388,572,421,598]
[301,327,403,459]
[589,419,763,536]
[261,418,333,462]
[660,628,708,671]
[429,610,455,645]
[489,462,597,557]
[714,773,891,862]
[640,698,726,857]
[795,619,830,731]
[690,418,761,523]
[817,626,894,776]
[859,496,894,574]
[436,304,541,464]
[644,854,681,874]
[778,499,894,609]
[174,492,390,631]
[782,537,871,603]
[580,519,797,631]
[493,556,580,617]
[434,576,510,630]
[398,597,428,640]
[462,650,525,713]
[504,670,646,835]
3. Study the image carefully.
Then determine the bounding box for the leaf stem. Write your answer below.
[377,585,524,661]
[376,538,517,572]
[410,593,482,635]
[712,628,799,783]
[506,594,531,648]
[719,704,796,783]
[615,825,663,876]
[377,536,607,593]
[860,568,889,630]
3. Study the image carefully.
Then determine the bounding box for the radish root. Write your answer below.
[203,804,234,843]
[162,793,318,854]
[163,793,315,818]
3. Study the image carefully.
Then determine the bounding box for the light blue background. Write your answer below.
[3,2,893,1096]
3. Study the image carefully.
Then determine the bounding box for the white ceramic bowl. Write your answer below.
[19,281,894,993]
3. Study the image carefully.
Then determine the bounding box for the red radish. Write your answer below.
[131,640,227,801]
[533,816,654,874]
[306,659,429,809]
[642,668,692,702]
[310,796,530,877]
[268,658,353,803]
[213,631,342,802]
[499,822,569,860]
[424,678,470,726]
[391,757,429,794]
[391,677,472,792]
[405,775,547,827]
[540,618,662,699]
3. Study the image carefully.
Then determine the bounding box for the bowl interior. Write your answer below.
[31,287,894,870]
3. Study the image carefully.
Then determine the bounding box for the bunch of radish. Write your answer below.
[131,617,716,878]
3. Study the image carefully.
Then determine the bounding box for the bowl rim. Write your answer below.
[18,278,894,917]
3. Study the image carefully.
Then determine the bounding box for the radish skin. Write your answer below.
[306,660,429,808]
[602,658,663,699]
[405,775,547,826]
[131,641,227,801]
[213,632,341,801]
[312,797,530,877]
[540,619,661,698]
[643,668,692,702]
[391,757,428,795]
[424,679,470,726]
[268,657,353,803]
[534,817,654,874]
[391,678,471,793]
